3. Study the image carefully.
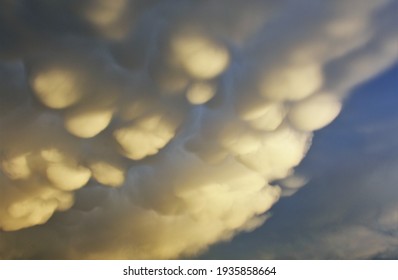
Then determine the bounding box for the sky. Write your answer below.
[0,0,397,259]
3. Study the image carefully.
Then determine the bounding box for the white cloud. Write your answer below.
[0,0,397,259]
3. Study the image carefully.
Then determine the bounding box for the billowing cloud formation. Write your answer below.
[199,64,398,260]
[0,0,397,259]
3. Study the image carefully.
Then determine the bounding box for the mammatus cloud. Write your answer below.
[199,65,398,260]
[0,0,397,259]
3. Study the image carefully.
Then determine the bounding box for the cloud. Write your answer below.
[199,64,398,260]
[0,0,397,259]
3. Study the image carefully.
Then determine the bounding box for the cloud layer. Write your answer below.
[0,0,397,259]
[198,64,398,259]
